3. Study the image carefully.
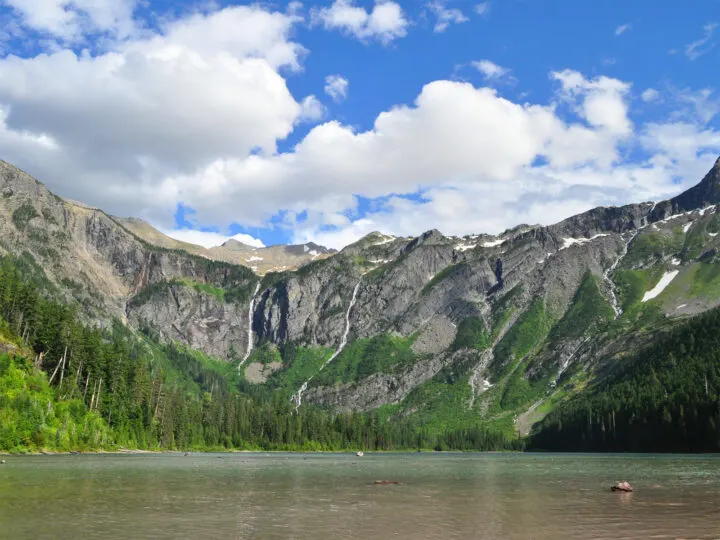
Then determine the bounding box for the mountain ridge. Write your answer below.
[2,157,720,438]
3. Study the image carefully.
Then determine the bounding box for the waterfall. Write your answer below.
[602,231,636,319]
[292,281,361,411]
[551,337,590,388]
[238,282,261,369]
[603,202,656,319]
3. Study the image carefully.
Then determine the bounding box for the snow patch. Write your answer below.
[710,233,718,238]
[642,270,679,302]
[245,256,263,262]
[454,242,477,252]
[683,222,693,233]
[676,304,687,310]
[482,238,505,248]
[671,258,681,266]
[369,258,390,264]
[560,233,608,250]
[373,235,396,246]
[698,205,716,216]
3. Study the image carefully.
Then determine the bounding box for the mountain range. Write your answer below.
[2,156,720,441]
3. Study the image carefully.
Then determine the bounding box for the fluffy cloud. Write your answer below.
[427,1,468,33]
[1,3,719,252]
[163,229,265,249]
[324,75,349,102]
[3,0,138,41]
[312,0,409,44]
[0,5,308,218]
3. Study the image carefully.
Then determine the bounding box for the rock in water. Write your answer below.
[374,480,400,485]
[357,451,364,457]
[611,481,633,492]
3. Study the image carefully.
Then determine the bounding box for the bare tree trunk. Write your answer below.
[58,347,68,388]
[94,379,103,412]
[49,355,63,385]
[90,379,98,410]
[70,361,82,400]
[83,373,91,402]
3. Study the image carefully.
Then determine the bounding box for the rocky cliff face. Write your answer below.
[3,157,720,435]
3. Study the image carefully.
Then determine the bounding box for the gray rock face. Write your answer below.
[4,157,720,426]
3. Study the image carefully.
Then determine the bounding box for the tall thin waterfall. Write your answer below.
[292,282,361,411]
[238,282,261,369]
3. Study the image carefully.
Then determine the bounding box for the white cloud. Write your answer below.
[685,23,718,60]
[1,6,719,254]
[427,1,468,33]
[641,88,660,102]
[313,0,409,44]
[299,95,327,123]
[676,88,720,124]
[163,229,265,249]
[0,5,305,220]
[324,75,349,102]
[615,24,631,36]
[4,0,138,41]
[474,2,491,16]
[472,59,511,80]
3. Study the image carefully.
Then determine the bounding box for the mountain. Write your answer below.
[2,157,720,444]
[117,217,336,275]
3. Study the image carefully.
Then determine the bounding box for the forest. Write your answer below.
[531,306,720,452]
[0,254,519,453]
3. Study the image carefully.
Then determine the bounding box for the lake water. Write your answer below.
[1,453,719,539]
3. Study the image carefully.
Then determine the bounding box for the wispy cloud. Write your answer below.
[427,1,468,33]
[615,23,632,36]
[472,59,513,82]
[641,88,660,103]
[685,23,718,60]
[474,2,491,16]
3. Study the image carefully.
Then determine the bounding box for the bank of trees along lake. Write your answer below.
[0,254,517,453]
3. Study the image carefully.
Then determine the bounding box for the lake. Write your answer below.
[1,453,719,539]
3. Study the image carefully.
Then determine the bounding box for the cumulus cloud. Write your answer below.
[427,1,468,33]
[4,0,138,41]
[312,0,409,44]
[163,228,265,249]
[1,4,719,252]
[685,23,717,60]
[615,24,631,36]
[0,5,306,219]
[324,75,349,102]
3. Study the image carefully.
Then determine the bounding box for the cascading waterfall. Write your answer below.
[292,281,361,411]
[603,202,656,319]
[551,336,591,388]
[238,282,261,370]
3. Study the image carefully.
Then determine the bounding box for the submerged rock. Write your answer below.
[373,480,400,485]
[611,481,633,492]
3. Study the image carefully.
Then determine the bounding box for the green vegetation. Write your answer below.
[0,254,517,452]
[312,334,419,386]
[128,276,257,307]
[490,285,523,338]
[613,266,665,311]
[0,353,111,453]
[452,317,490,351]
[492,298,554,380]
[11,201,39,230]
[531,306,720,452]
[549,272,614,341]
[623,229,685,268]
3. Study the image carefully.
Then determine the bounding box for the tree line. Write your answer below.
[0,254,519,452]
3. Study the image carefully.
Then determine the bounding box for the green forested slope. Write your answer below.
[530,308,720,452]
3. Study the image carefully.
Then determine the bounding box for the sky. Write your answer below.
[0,0,719,249]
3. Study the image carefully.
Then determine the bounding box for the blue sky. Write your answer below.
[0,0,718,249]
